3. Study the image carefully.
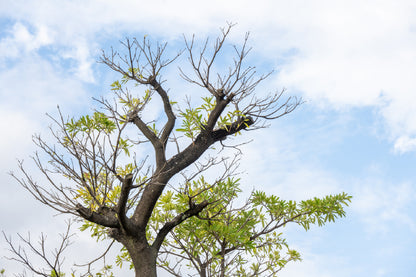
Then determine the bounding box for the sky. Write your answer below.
[0,0,416,276]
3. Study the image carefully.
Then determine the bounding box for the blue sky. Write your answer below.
[1,0,416,276]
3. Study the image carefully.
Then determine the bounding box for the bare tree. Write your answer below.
[10,24,304,277]
[3,221,73,277]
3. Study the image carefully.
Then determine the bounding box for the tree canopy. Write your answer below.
[6,24,351,277]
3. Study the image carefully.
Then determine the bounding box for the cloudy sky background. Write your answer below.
[1,0,416,276]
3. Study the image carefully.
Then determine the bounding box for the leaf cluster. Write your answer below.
[151,178,351,276]
[177,96,245,140]
[65,112,116,136]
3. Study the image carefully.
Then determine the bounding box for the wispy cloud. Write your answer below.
[2,0,416,154]
[0,22,52,61]
[352,177,416,234]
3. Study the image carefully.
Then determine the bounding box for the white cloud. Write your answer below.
[0,22,53,61]
[3,0,416,154]
[270,1,416,151]
[280,250,350,277]
[60,38,96,82]
[393,136,416,153]
[352,177,416,234]
[0,56,90,113]
[238,123,344,201]
[0,111,38,167]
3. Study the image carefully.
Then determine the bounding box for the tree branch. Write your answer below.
[153,200,209,251]
[148,77,176,147]
[3,220,74,277]
[116,173,134,232]
[75,204,119,228]
[211,116,254,141]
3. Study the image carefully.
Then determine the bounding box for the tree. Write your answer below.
[9,24,350,277]
[3,221,114,277]
[3,221,75,277]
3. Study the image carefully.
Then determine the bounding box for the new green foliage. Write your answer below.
[152,178,351,276]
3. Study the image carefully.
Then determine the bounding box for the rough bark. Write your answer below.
[129,245,157,277]
[110,229,158,277]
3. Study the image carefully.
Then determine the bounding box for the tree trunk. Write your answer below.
[199,265,207,277]
[115,233,158,277]
[130,246,157,277]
